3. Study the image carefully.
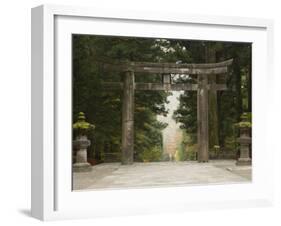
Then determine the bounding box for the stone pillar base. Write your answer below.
[236,158,251,166]
[73,162,92,172]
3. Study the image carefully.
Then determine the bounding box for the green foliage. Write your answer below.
[73,112,95,135]
[240,112,252,121]
[175,142,187,161]
[73,35,252,161]
[186,145,197,161]
[180,132,197,160]
[213,145,220,149]
[210,145,221,158]
[138,147,163,162]
[224,136,236,148]
[235,112,252,128]
[236,121,252,128]
[73,35,169,160]
[172,41,252,154]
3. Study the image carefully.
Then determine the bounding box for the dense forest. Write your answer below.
[72,35,251,163]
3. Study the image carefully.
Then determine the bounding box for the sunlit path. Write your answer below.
[158,91,183,160]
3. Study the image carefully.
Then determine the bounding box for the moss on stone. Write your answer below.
[73,112,95,134]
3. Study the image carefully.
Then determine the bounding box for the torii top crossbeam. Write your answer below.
[103,59,233,91]
[103,59,233,75]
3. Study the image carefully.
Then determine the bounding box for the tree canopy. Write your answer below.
[72,35,251,162]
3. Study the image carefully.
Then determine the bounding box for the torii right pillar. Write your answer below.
[197,74,209,162]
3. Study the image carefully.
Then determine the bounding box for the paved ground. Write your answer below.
[73,160,251,191]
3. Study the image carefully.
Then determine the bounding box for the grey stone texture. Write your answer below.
[73,135,92,172]
[236,127,252,166]
[73,160,251,190]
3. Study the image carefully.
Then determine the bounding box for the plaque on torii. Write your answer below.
[102,59,233,164]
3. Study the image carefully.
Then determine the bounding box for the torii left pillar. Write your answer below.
[121,70,135,164]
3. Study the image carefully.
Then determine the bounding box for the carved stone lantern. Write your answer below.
[73,112,95,172]
[236,113,252,166]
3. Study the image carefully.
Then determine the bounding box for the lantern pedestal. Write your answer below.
[236,127,251,166]
[73,135,92,172]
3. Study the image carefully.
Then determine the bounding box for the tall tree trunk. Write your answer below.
[248,47,252,158]
[248,51,252,112]
[232,52,243,159]
[233,55,242,122]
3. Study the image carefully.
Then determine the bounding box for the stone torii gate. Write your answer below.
[103,59,233,164]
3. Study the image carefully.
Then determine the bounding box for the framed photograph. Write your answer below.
[31,4,274,221]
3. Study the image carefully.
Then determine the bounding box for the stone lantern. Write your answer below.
[236,113,252,166]
[73,112,95,172]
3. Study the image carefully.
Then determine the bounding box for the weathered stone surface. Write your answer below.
[102,60,233,164]
[103,59,233,74]
[197,74,209,162]
[236,159,251,166]
[121,71,135,165]
[73,135,92,172]
[162,74,171,84]
[73,162,92,172]
[103,82,227,91]
[236,127,252,166]
[73,139,91,149]
[73,160,251,190]
[76,149,87,163]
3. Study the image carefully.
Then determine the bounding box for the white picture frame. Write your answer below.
[31,4,274,221]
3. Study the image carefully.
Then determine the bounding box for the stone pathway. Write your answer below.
[73,160,251,191]
[157,91,183,158]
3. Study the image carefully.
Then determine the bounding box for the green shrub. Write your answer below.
[186,144,197,160]
[139,147,162,162]
[175,143,187,161]
[235,112,252,128]
[73,112,95,135]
